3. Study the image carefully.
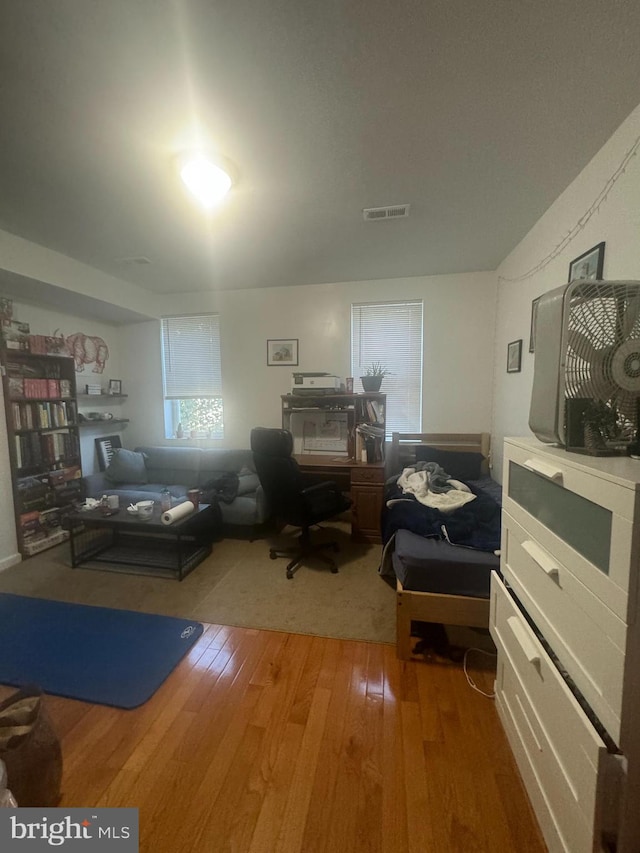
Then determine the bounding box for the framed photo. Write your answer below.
[108,379,122,395]
[267,339,299,366]
[507,339,522,373]
[568,241,605,283]
[529,295,542,353]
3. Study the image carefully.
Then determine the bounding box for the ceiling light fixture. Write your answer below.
[179,153,234,208]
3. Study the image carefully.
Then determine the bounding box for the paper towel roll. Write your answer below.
[161,500,196,525]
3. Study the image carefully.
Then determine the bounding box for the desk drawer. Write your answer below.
[490,572,617,853]
[350,464,385,485]
[502,511,625,743]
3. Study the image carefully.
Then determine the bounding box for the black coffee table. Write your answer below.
[67,502,220,580]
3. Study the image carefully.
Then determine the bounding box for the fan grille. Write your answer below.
[565,281,640,421]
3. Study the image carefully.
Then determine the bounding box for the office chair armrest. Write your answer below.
[300,481,341,496]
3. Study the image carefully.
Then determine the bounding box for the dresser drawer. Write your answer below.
[490,572,617,853]
[503,441,640,623]
[502,511,625,743]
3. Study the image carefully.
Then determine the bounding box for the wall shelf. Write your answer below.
[79,418,130,428]
[77,394,128,401]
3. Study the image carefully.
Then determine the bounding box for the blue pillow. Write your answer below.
[104,449,148,484]
[414,447,484,481]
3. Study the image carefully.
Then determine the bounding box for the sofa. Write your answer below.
[82,445,270,533]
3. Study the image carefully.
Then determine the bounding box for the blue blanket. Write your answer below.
[382,476,501,553]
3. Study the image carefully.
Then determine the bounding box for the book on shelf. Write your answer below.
[16,473,51,513]
[9,377,24,397]
[355,423,385,462]
[2,319,30,350]
[22,529,69,557]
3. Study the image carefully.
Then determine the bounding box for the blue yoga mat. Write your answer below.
[0,594,204,709]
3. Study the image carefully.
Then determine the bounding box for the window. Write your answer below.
[351,301,423,437]
[161,315,224,439]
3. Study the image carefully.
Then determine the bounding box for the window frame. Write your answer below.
[160,314,224,440]
[351,300,423,438]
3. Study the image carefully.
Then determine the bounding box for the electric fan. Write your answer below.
[529,280,640,446]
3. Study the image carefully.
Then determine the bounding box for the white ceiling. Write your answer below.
[1,0,640,296]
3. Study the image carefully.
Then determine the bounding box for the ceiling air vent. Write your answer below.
[363,204,410,221]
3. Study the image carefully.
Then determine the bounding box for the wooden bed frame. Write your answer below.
[387,432,493,660]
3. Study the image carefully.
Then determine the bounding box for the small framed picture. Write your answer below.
[568,241,605,283]
[529,295,542,353]
[507,339,522,373]
[267,339,299,366]
[108,379,122,395]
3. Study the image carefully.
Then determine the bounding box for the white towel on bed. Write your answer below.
[397,467,477,514]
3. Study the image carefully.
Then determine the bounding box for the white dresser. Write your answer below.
[491,437,640,853]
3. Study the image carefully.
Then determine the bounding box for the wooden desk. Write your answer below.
[294,455,386,543]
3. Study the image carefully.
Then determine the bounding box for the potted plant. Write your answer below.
[360,362,391,393]
[582,400,618,453]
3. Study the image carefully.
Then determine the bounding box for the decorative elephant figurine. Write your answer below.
[65,333,110,373]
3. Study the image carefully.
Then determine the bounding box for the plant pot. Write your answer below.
[583,423,606,454]
[360,376,383,393]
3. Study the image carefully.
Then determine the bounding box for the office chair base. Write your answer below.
[268,540,340,579]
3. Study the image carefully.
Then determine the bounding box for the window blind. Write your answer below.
[351,301,423,436]
[161,315,222,399]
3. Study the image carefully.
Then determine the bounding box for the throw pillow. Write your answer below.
[104,448,148,484]
[0,685,62,807]
[237,472,260,496]
[414,447,485,481]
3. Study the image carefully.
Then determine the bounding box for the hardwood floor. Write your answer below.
[1,625,546,852]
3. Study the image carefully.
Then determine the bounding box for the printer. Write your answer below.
[292,372,342,394]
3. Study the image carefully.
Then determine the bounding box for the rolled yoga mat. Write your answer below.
[161,500,196,525]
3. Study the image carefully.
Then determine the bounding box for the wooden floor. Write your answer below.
[1,625,546,853]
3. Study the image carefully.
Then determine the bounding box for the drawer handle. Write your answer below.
[522,458,563,482]
[521,539,560,580]
[507,616,541,667]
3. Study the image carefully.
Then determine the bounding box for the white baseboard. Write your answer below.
[0,552,22,573]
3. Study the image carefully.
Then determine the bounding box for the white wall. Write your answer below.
[492,102,640,482]
[121,271,497,451]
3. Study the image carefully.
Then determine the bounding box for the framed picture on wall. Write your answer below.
[267,339,299,366]
[568,241,605,282]
[108,379,122,395]
[507,339,522,373]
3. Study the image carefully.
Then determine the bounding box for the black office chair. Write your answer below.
[251,427,352,579]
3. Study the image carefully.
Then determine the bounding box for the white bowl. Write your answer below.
[135,500,154,520]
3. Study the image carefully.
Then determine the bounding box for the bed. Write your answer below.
[380,432,501,660]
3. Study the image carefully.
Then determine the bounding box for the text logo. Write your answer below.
[0,808,138,851]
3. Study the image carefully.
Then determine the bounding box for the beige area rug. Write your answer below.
[0,522,396,644]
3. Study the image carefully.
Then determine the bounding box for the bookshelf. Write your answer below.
[1,349,83,557]
[281,392,386,461]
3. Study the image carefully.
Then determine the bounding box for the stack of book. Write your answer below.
[355,422,385,462]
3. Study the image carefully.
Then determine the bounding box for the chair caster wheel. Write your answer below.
[269,550,278,560]
[286,571,294,579]
[331,566,339,574]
